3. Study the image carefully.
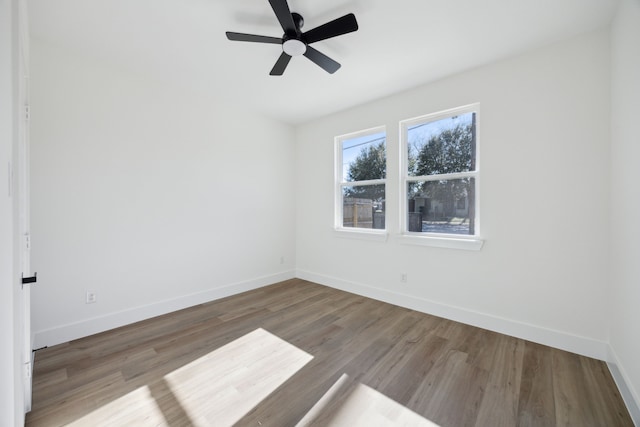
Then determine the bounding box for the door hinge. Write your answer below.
[24,233,30,250]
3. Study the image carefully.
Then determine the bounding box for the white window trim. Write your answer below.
[334,228,389,242]
[399,103,484,250]
[397,234,484,250]
[334,126,387,237]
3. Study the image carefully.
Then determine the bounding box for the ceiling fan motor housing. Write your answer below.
[291,12,304,31]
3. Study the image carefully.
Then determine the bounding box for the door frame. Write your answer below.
[17,0,33,413]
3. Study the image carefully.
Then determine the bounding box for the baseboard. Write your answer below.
[608,347,640,426]
[296,269,609,361]
[33,271,296,349]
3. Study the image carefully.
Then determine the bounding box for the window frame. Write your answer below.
[334,126,388,240]
[399,104,483,250]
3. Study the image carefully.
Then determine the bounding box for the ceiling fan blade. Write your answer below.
[268,0,297,35]
[303,46,341,74]
[303,13,358,44]
[226,32,282,44]
[270,52,292,76]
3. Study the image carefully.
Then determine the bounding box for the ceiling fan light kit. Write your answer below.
[283,39,306,56]
[226,0,358,76]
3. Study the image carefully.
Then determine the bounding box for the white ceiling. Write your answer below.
[27,0,618,125]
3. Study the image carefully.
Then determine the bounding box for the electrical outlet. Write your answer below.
[280,256,285,265]
[401,273,408,283]
[86,290,97,304]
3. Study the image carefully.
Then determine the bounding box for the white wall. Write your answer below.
[30,40,297,347]
[610,0,640,421]
[296,29,612,359]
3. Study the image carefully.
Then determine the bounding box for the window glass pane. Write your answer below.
[342,132,386,181]
[342,185,385,229]
[407,112,476,177]
[407,178,475,235]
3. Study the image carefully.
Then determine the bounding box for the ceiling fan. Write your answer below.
[226,0,359,76]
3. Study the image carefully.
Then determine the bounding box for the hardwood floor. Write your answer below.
[25,279,633,426]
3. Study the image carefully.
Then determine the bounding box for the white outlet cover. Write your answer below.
[86,291,97,304]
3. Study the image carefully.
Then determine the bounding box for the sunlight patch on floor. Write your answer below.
[164,327,313,426]
[66,328,312,426]
[298,373,440,427]
[68,385,168,426]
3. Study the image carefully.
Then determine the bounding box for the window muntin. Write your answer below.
[402,105,479,237]
[336,128,386,231]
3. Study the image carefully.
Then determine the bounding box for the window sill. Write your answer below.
[334,228,389,242]
[398,234,484,251]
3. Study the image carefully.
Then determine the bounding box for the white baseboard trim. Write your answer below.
[296,269,609,361]
[608,346,640,426]
[33,271,296,349]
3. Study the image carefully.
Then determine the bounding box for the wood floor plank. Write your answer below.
[579,356,635,426]
[26,280,634,427]
[369,317,448,405]
[27,372,127,426]
[474,335,525,427]
[552,349,595,426]
[517,342,556,427]
[409,348,486,427]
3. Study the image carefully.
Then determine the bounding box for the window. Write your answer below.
[401,104,479,241]
[335,127,386,233]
